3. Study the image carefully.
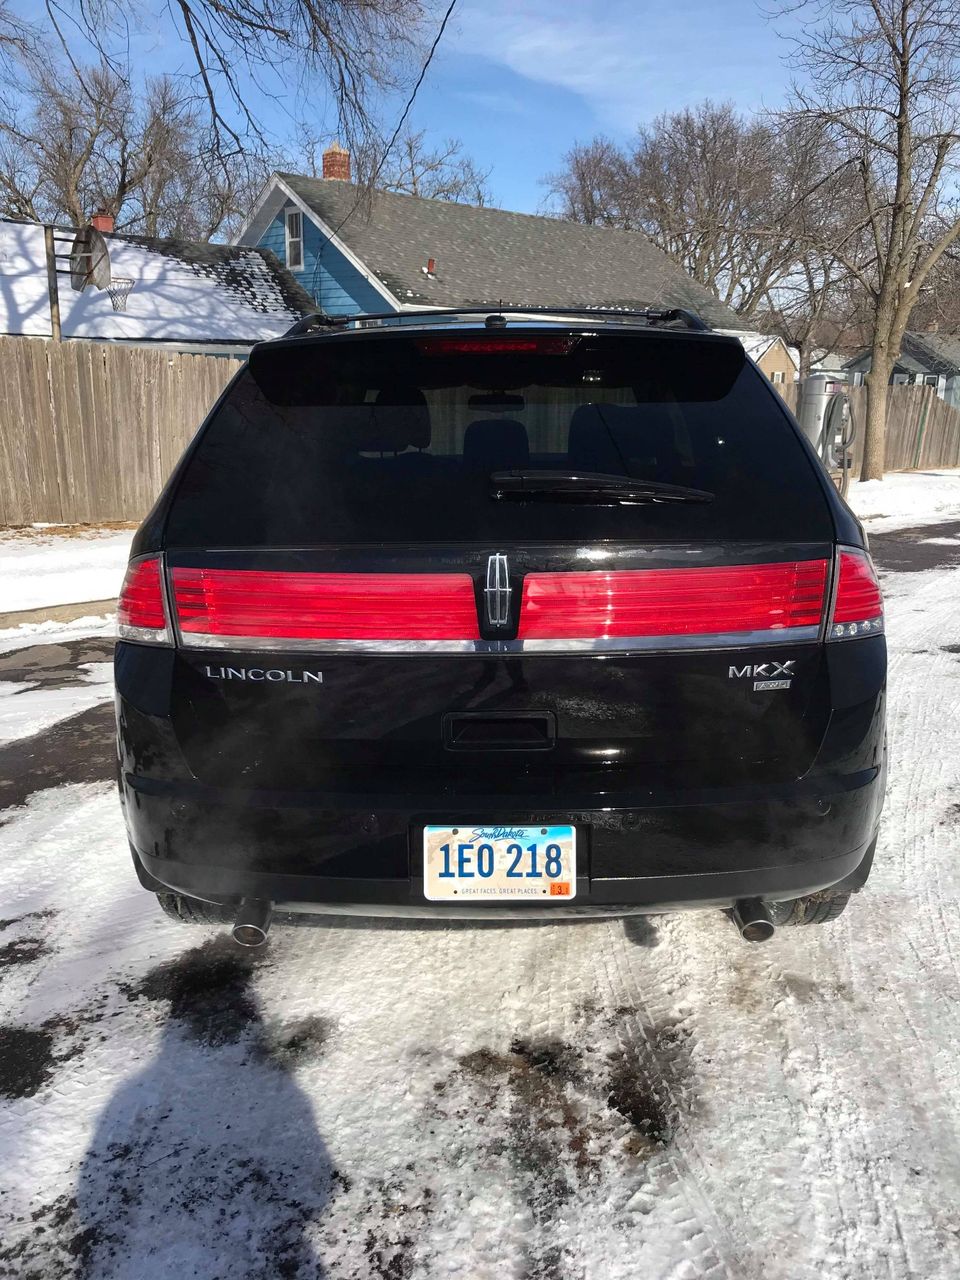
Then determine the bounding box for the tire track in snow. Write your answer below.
[593,918,747,1279]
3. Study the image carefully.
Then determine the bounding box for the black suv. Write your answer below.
[115,309,886,946]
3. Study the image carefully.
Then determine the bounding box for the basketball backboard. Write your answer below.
[68,226,111,291]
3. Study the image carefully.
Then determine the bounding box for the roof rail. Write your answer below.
[282,312,351,337]
[282,305,710,336]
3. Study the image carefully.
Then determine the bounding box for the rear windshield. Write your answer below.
[164,331,832,546]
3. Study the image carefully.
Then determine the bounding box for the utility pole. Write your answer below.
[43,224,61,341]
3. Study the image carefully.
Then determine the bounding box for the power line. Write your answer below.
[313,0,459,305]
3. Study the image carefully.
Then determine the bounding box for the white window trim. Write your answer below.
[770,370,784,384]
[285,207,303,270]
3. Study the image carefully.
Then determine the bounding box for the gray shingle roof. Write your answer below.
[277,173,743,328]
[844,331,960,376]
[902,331,960,376]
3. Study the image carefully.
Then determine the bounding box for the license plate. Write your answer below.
[423,824,577,901]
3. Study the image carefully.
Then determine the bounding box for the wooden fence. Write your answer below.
[846,384,960,472]
[0,337,241,526]
[775,379,960,471]
[2,337,960,527]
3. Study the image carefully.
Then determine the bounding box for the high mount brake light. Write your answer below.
[117,556,171,645]
[415,336,576,356]
[829,548,884,640]
[171,568,481,645]
[518,561,829,641]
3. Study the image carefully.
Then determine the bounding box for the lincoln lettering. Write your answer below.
[203,666,323,684]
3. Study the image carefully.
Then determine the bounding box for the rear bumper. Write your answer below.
[123,766,883,918]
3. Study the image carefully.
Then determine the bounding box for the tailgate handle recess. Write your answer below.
[443,711,556,751]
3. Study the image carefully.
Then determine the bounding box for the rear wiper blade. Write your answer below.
[489,470,713,504]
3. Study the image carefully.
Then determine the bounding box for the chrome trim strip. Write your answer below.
[512,626,821,653]
[179,624,820,655]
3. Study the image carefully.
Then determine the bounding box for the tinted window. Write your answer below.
[165,332,831,546]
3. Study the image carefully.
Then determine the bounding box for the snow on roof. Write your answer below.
[0,221,50,336]
[0,219,313,344]
[721,329,799,369]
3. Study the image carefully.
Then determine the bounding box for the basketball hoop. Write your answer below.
[106,277,134,312]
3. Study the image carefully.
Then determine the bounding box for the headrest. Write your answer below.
[463,418,530,470]
[567,402,684,476]
[374,386,431,450]
[317,389,430,454]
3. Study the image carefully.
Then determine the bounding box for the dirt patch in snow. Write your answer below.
[0,640,115,691]
[457,1040,593,1280]
[0,704,115,813]
[0,1000,110,1099]
[869,519,960,572]
[446,1013,691,1280]
[0,1025,56,1098]
[0,907,58,931]
[0,522,135,542]
[781,972,855,1005]
[620,916,661,948]
[459,1037,597,1174]
[122,936,267,1048]
[257,1015,335,1070]
[0,1191,102,1279]
[0,935,53,967]
[605,1051,673,1148]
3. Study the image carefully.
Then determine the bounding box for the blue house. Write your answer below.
[234,146,743,326]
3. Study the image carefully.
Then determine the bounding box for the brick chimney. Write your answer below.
[90,209,114,233]
[322,144,351,182]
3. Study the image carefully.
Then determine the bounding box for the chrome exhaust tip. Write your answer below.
[232,899,273,947]
[732,897,775,943]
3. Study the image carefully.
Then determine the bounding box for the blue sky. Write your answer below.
[404,0,803,212]
[15,0,803,215]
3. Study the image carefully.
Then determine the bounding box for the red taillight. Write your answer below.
[171,569,480,643]
[117,556,171,645]
[415,336,576,356]
[829,549,884,640]
[518,560,828,640]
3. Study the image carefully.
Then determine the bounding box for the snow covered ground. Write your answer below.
[847,467,960,532]
[0,527,132,613]
[0,485,959,1278]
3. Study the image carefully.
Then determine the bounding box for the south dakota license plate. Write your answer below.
[422,824,577,901]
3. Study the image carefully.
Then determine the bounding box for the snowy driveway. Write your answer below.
[1,523,960,1279]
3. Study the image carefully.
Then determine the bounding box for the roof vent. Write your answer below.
[322,144,351,182]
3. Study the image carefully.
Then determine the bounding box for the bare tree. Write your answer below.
[58,0,428,163]
[786,0,960,479]
[0,51,265,238]
[763,254,870,377]
[378,129,490,204]
[544,137,638,227]
[544,103,844,323]
[0,1,34,59]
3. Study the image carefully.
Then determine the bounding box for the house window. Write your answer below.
[922,374,939,387]
[771,370,784,384]
[285,209,303,269]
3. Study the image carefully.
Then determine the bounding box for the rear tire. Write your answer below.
[156,892,234,925]
[771,891,851,926]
